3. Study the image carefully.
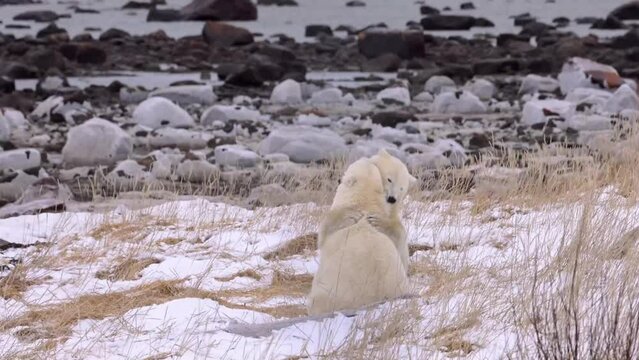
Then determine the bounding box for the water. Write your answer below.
[14,71,397,90]
[0,0,631,41]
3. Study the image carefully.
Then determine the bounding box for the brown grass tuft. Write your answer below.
[95,257,161,281]
[263,233,318,261]
[0,266,41,300]
[215,269,262,282]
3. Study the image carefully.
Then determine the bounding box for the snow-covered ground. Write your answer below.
[1,188,638,359]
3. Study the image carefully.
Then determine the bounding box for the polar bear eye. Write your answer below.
[387,178,392,183]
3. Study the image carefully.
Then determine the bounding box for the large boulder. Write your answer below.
[609,1,639,20]
[258,126,347,163]
[202,22,254,46]
[132,97,195,129]
[357,30,425,59]
[181,0,258,21]
[62,118,133,167]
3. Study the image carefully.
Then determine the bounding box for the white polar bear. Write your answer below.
[308,149,416,315]
[318,149,415,270]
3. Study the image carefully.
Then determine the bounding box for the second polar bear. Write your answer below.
[308,149,416,315]
[318,149,415,271]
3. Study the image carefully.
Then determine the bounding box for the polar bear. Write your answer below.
[318,149,415,270]
[307,218,410,315]
[308,149,416,315]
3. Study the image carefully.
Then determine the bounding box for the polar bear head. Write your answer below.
[370,149,417,205]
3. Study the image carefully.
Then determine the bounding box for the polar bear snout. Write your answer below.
[386,196,397,204]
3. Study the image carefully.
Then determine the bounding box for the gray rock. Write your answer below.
[259,126,347,163]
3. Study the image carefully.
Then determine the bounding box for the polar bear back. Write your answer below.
[331,158,386,215]
[307,219,409,315]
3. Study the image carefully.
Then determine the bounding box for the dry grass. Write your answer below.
[0,266,40,300]
[215,269,262,282]
[263,233,318,261]
[0,273,312,350]
[95,257,161,281]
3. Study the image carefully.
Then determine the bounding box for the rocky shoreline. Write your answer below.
[2,0,639,217]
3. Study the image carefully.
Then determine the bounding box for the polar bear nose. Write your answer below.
[387,196,397,204]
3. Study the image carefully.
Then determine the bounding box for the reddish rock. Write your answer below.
[358,30,425,59]
[202,22,254,46]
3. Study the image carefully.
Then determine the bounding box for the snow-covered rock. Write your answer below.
[432,91,487,114]
[424,76,456,95]
[200,105,261,126]
[371,126,419,145]
[0,149,41,171]
[565,88,613,109]
[146,128,210,150]
[0,113,9,142]
[519,74,560,95]
[30,96,64,122]
[0,170,38,202]
[106,159,155,186]
[132,97,195,129]
[521,99,574,126]
[258,126,347,163]
[376,87,411,106]
[148,85,217,106]
[297,113,332,126]
[62,118,133,167]
[564,114,612,131]
[52,102,93,125]
[433,139,467,167]
[214,145,261,168]
[604,84,639,113]
[413,92,434,103]
[463,78,496,100]
[558,57,623,95]
[270,79,302,105]
[176,160,219,183]
[309,88,346,104]
[348,139,401,164]
[407,151,451,170]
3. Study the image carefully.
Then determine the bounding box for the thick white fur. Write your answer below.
[308,149,415,315]
[307,218,409,315]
